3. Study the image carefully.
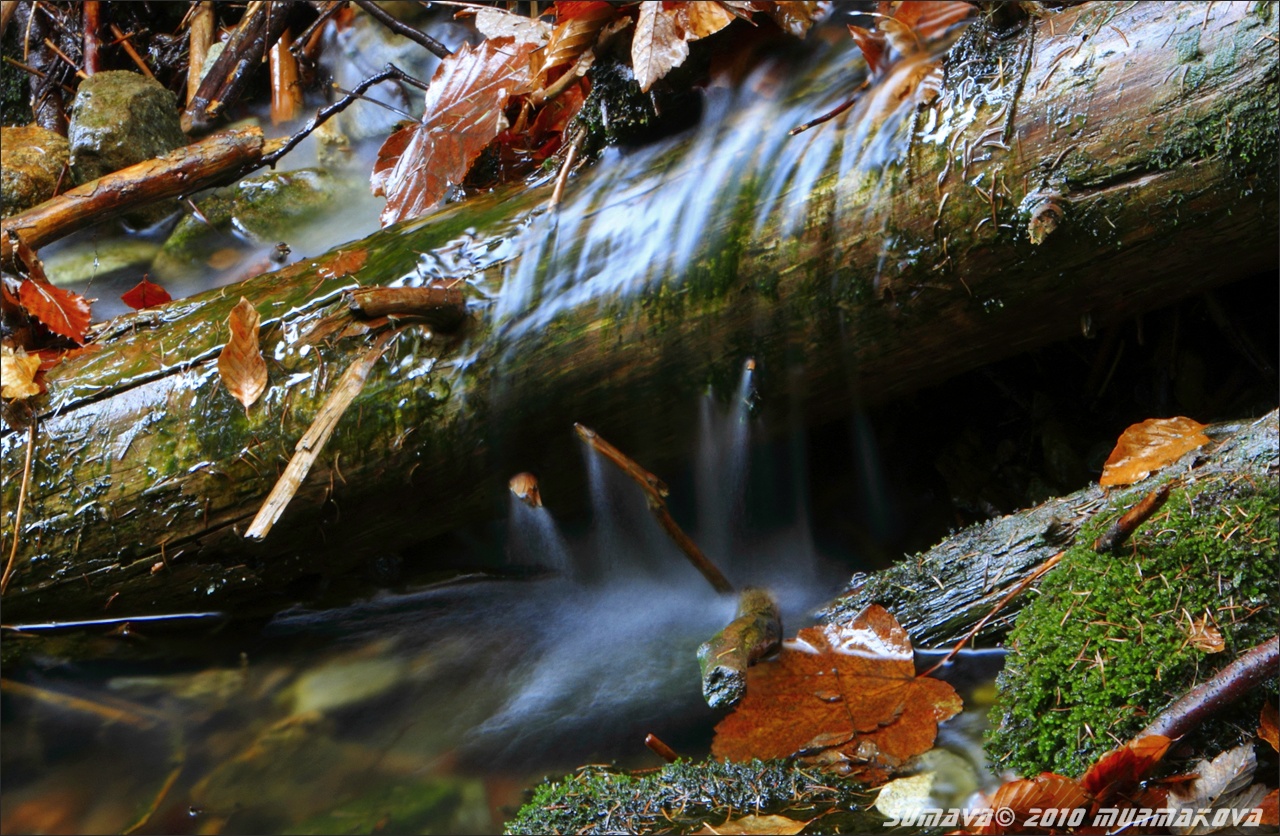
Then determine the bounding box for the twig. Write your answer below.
[269,27,301,124]
[1139,635,1279,741]
[549,129,583,210]
[789,80,869,136]
[186,1,215,104]
[574,423,733,594]
[0,419,36,595]
[108,23,154,79]
[41,36,87,79]
[351,0,451,59]
[261,63,429,166]
[644,733,680,763]
[0,678,163,728]
[183,0,295,132]
[291,0,346,57]
[918,549,1065,678]
[122,755,186,835]
[246,330,395,540]
[1093,483,1172,553]
[82,0,101,74]
[697,587,782,708]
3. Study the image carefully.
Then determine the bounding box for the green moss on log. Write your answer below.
[986,474,1279,777]
[505,759,881,835]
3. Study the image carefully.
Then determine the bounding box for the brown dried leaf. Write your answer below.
[1260,703,1279,753]
[1,344,42,399]
[711,604,962,783]
[218,297,267,411]
[120,277,172,310]
[694,813,811,835]
[17,279,92,345]
[979,773,1091,835]
[375,38,534,226]
[1080,734,1171,803]
[632,3,689,93]
[1167,745,1266,835]
[760,1,829,38]
[1259,789,1279,828]
[1185,611,1225,653]
[1099,416,1210,487]
[316,247,369,280]
[474,7,552,46]
[534,1,616,94]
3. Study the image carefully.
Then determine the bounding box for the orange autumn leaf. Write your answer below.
[1,344,42,399]
[18,280,92,345]
[120,277,172,310]
[218,297,267,411]
[1080,734,1171,804]
[533,1,616,95]
[374,37,535,226]
[1260,703,1279,753]
[977,773,1091,835]
[711,604,961,783]
[1259,789,1279,827]
[1185,611,1225,653]
[694,813,811,835]
[1099,416,1210,487]
[316,247,368,280]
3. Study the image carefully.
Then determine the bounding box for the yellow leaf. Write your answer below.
[1,344,42,400]
[695,813,811,835]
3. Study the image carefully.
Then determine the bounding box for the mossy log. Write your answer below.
[697,586,782,709]
[2,2,1276,621]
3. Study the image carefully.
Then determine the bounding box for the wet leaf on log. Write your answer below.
[17,280,92,345]
[120,277,172,310]
[1,344,42,399]
[316,248,368,280]
[632,2,735,93]
[1080,734,1171,803]
[374,37,534,226]
[533,2,616,95]
[474,6,552,46]
[1099,417,1210,487]
[1260,702,1279,753]
[218,297,267,411]
[711,604,961,783]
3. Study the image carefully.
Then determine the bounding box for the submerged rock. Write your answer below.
[1,125,69,217]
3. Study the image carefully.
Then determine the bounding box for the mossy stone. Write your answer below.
[68,71,186,184]
[1,125,69,217]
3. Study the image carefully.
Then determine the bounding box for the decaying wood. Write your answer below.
[347,285,466,329]
[697,587,782,709]
[0,128,268,266]
[1140,635,1280,743]
[575,423,735,594]
[0,2,1275,621]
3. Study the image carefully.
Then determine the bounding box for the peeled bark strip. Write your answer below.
[697,587,782,710]
[1,3,1276,621]
[0,128,267,265]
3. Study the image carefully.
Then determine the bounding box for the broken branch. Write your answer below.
[574,423,733,594]
[347,284,466,330]
[697,586,782,709]
[1139,635,1280,742]
[1093,482,1173,553]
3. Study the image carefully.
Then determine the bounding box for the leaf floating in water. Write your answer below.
[1099,416,1210,486]
[710,604,961,784]
[1,345,42,399]
[120,276,172,310]
[693,812,812,835]
[374,37,535,226]
[218,297,268,411]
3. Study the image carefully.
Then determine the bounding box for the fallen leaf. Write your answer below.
[1099,416,1211,487]
[978,773,1091,835]
[474,6,553,45]
[374,37,535,226]
[759,1,829,38]
[1,344,42,399]
[18,279,92,344]
[1080,734,1171,804]
[695,813,810,835]
[120,277,172,310]
[316,248,368,280]
[218,297,267,411]
[1258,789,1279,827]
[711,604,962,784]
[1185,610,1225,653]
[533,1,615,94]
[632,2,691,93]
[1260,703,1279,752]
[1167,745,1266,835]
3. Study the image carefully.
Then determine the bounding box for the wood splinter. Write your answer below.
[574,423,733,594]
[697,587,781,709]
[347,285,466,331]
[644,733,680,763]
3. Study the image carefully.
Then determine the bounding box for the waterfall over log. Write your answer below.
[2,2,1275,621]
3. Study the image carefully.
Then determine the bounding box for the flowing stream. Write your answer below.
[1,24,1005,835]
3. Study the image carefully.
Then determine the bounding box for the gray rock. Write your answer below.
[1,125,69,217]
[68,71,187,184]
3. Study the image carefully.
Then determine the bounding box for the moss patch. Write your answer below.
[505,759,881,835]
[986,473,1279,777]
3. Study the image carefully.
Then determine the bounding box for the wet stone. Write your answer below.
[68,71,187,225]
[0,125,69,217]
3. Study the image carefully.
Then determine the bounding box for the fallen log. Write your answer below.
[1,2,1276,621]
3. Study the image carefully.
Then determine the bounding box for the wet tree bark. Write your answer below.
[1,2,1275,621]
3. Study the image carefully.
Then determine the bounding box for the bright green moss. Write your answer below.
[505,759,881,835]
[987,475,1279,777]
